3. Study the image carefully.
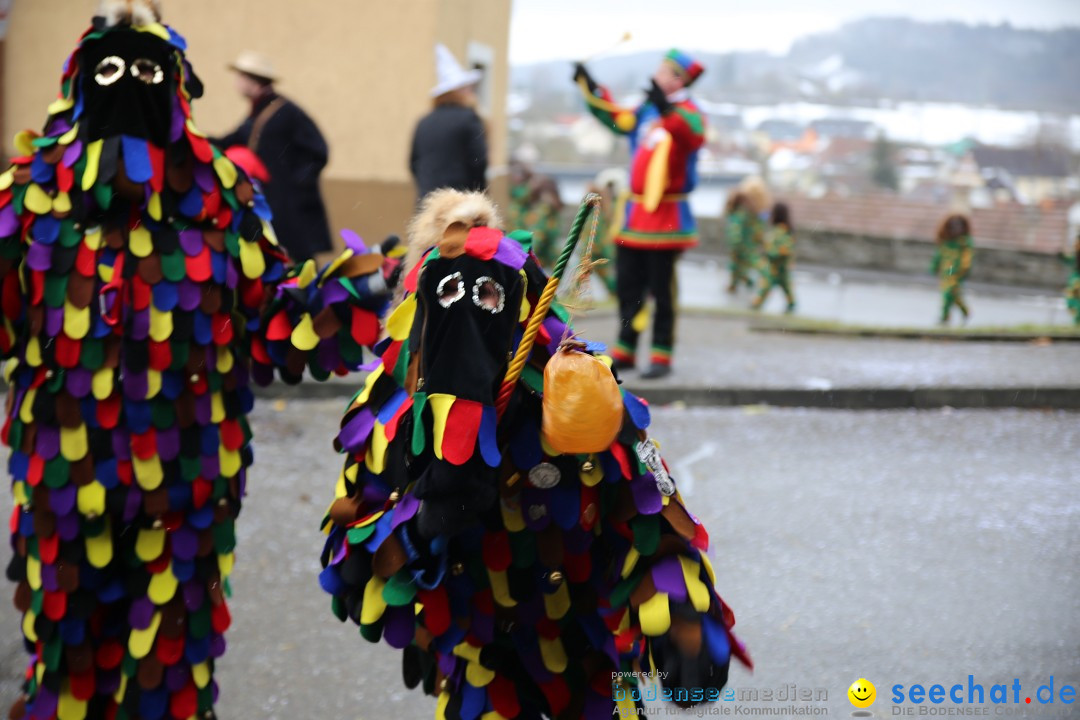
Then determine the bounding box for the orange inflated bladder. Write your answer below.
[542,342,624,454]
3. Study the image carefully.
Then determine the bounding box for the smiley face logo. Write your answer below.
[848,678,876,708]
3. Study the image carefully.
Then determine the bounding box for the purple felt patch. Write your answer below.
[177,279,201,311]
[382,604,416,649]
[391,493,420,529]
[171,525,198,561]
[339,228,366,253]
[56,511,80,541]
[123,369,149,400]
[199,453,220,481]
[45,307,64,338]
[65,368,92,399]
[179,228,203,256]
[493,237,528,269]
[0,204,18,236]
[156,426,180,461]
[182,580,205,611]
[34,425,59,460]
[62,139,83,168]
[193,164,215,194]
[337,407,376,453]
[49,484,76,516]
[40,563,58,593]
[630,472,663,515]
[26,243,53,272]
[650,555,687,602]
[129,596,155,630]
[322,280,349,306]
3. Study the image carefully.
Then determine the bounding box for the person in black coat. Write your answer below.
[216,51,333,262]
[409,44,488,202]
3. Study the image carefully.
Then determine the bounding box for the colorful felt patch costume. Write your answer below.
[2,5,393,719]
[319,190,748,719]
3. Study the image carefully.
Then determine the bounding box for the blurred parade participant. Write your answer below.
[508,163,564,268]
[216,51,333,262]
[751,202,797,313]
[0,3,398,718]
[573,50,707,379]
[726,176,770,295]
[931,213,975,324]
[1059,231,1080,324]
[409,44,488,202]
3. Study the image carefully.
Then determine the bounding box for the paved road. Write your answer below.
[3,401,1076,718]
[583,259,1074,328]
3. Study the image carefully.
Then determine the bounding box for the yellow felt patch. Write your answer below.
[62,301,90,339]
[219,446,241,477]
[210,392,225,423]
[14,130,38,157]
[91,368,113,400]
[149,306,173,342]
[129,226,153,258]
[77,482,106,518]
[22,610,38,643]
[82,140,103,191]
[500,495,525,532]
[86,519,113,568]
[213,155,238,189]
[58,123,80,145]
[59,424,88,461]
[26,554,42,590]
[147,192,162,221]
[239,239,265,279]
[360,576,388,625]
[24,184,53,215]
[621,547,640,578]
[148,565,179,604]
[0,169,14,191]
[295,259,317,289]
[638,591,672,636]
[216,346,235,374]
[488,568,517,608]
[24,337,42,367]
[465,660,495,687]
[365,423,388,474]
[319,249,354,284]
[427,393,456,461]
[218,551,235,579]
[136,529,166,562]
[539,636,568,673]
[290,314,319,351]
[58,684,88,720]
[84,227,103,251]
[680,556,711,612]
[133,454,164,491]
[386,294,416,341]
[146,370,161,399]
[19,387,37,423]
[53,192,72,215]
[543,581,571,620]
[193,662,211,689]
[128,611,162,659]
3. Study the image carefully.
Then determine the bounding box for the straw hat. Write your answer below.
[228,51,278,82]
[430,44,482,98]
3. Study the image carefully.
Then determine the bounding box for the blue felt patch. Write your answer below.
[121,135,153,183]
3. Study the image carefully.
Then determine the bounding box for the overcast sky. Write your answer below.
[509,0,1080,64]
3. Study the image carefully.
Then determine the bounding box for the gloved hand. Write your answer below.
[646,79,674,115]
[573,62,598,93]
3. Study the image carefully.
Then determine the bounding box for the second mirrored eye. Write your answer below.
[94,56,126,86]
[472,277,505,314]
[131,58,165,85]
[436,272,465,308]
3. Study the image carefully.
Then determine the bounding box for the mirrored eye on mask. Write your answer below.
[94,56,126,86]
[131,58,165,85]
[436,272,465,308]
[472,277,505,314]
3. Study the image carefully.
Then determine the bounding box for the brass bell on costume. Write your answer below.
[541,343,623,454]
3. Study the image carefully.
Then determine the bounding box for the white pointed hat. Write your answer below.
[430,43,483,98]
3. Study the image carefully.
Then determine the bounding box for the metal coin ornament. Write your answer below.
[636,438,676,496]
[528,462,562,489]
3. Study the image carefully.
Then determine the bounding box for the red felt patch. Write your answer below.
[464,226,503,260]
[131,429,157,460]
[74,243,96,277]
[564,550,592,584]
[38,533,59,564]
[26,455,44,487]
[383,396,413,443]
[55,334,80,369]
[146,549,171,574]
[250,336,271,365]
[185,246,212,283]
[29,270,44,305]
[42,589,67,621]
[539,676,570,716]
[488,675,521,719]
[192,477,212,509]
[691,523,709,551]
[417,586,451,636]
[2,273,22,321]
[69,669,95,701]
[211,312,233,346]
[350,307,379,346]
[155,633,184,665]
[203,187,221,219]
[187,130,213,163]
[169,681,198,720]
[442,398,482,466]
[379,341,402,378]
[130,275,151,311]
[56,162,74,193]
[211,600,231,633]
[536,617,560,640]
[609,443,632,479]
[96,394,121,430]
[220,419,244,451]
[96,640,125,670]
[148,340,172,371]
[481,530,511,572]
[147,144,165,194]
[240,277,264,311]
[117,460,133,486]
[265,310,292,341]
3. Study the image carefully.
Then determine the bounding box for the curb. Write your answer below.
[252,383,1080,410]
[747,323,1080,343]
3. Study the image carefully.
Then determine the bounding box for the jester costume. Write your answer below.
[318,190,748,720]
[751,224,795,312]
[724,207,760,294]
[930,235,974,323]
[2,6,392,719]
[574,51,706,375]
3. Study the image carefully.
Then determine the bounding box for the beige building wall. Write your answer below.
[3,0,511,242]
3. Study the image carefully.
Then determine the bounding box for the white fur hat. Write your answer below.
[229,50,279,82]
[430,44,482,98]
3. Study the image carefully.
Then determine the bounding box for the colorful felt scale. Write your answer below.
[2,16,392,720]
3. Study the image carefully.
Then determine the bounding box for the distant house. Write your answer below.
[809,118,876,141]
[969,144,1076,204]
[756,119,805,142]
